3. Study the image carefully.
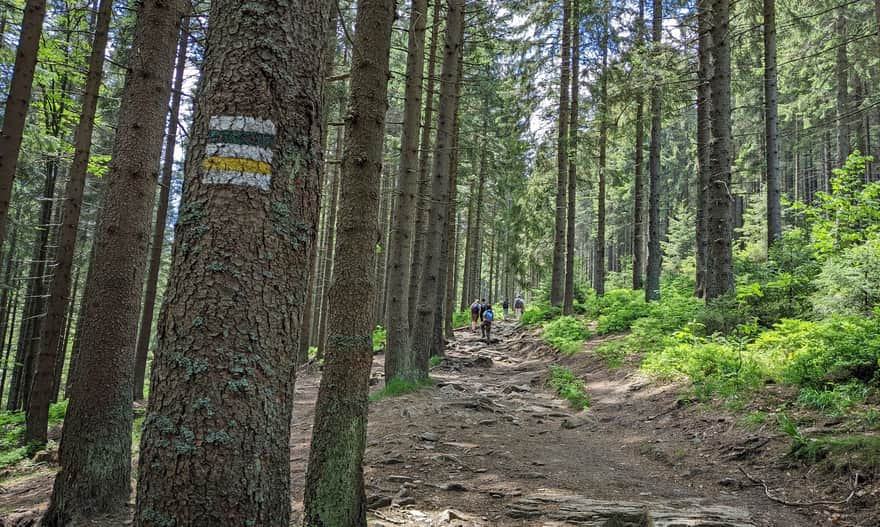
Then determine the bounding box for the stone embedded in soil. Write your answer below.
[420,431,441,442]
[561,413,597,430]
[367,495,393,509]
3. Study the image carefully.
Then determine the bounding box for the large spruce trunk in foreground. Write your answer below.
[134,0,327,524]
[563,0,579,315]
[411,0,466,377]
[645,0,662,302]
[705,0,734,301]
[42,0,184,524]
[302,0,394,523]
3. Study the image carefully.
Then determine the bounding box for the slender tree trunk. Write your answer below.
[135,0,326,524]
[64,240,95,398]
[411,0,465,379]
[302,0,393,523]
[551,0,571,307]
[705,0,734,301]
[42,0,185,522]
[696,0,712,298]
[835,10,849,167]
[0,287,19,410]
[460,187,475,310]
[633,0,646,291]
[563,0,579,315]
[594,6,609,297]
[26,0,116,444]
[385,0,429,381]
[0,0,48,248]
[132,24,189,401]
[645,0,662,302]
[409,2,442,312]
[317,123,343,358]
[52,265,79,402]
[764,0,781,247]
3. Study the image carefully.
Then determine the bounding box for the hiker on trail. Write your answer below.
[481,304,494,341]
[470,299,481,332]
[479,298,489,322]
[502,299,510,318]
[514,296,525,319]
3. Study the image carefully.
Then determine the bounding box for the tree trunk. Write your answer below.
[563,0,579,315]
[26,0,115,444]
[0,215,20,409]
[132,23,189,401]
[317,122,343,359]
[594,6,609,297]
[42,0,184,523]
[385,0,429,381]
[134,1,326,525]
[645,0,662,302]
[0,0,48,248]
[695,0,712,298]
[633,0,645,291]
[460,186,475,310]
[764,0,781,247]
[409,1,442,313]
[302,0,393,524]
[705,0,734,302]
[551,0,571,307]
[411,0,465,379]
[52,265,79,402]
[835,10,849,167]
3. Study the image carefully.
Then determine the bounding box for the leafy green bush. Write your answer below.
[372,325,386,352]
[520,304,561,326]
[452,310,471,328]
[796,382,870,417]
[813,236,880,317]
[541,316,591,355]
[548,365,590,410]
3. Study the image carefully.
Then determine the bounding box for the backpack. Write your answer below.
[471,302,481,314]
[484,310,494,322]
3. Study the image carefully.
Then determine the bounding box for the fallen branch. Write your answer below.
[738,466,859,507]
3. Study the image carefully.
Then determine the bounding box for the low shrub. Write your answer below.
[371,376,434,401]
[541,316,591,355]
[520,304,562,326]
[372,325,386,352]
[452,310,471,328]
[548,365,590,410]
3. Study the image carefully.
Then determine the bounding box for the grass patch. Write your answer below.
[370,376,434,401]
[548,365,590,410]
[541,316,591,355]
[593,340,630,368]
[796,382,870,417]
[791,434,880,476]
[740,411,768,430]
[429,355,442,367]
[452,310,471,328]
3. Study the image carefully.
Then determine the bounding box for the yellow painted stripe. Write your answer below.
[202,157,272,175]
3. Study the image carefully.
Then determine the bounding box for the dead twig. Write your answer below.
[738,466,859,507]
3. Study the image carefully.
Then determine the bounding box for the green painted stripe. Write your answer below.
[207,129,274,149]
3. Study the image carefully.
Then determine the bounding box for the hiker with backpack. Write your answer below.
[470,299,481,332]
[502,299,510,318]
[481,304,494,341]
[514,296,525,319]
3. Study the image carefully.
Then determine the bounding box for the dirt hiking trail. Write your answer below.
[2,320,875,526]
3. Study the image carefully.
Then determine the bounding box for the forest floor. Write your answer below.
[1,320,877,526]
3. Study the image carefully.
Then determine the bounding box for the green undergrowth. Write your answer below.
[0,401,68,468]
[541,316,591,354]
[452,310,471,328]
[780,413,880,476]
[429,355,442,367]
[548,365,590,410]
[370,376,435,401]
[372,325,386,352]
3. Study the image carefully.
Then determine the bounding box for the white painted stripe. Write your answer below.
[205,143,273,163]
[203,169,271,190]
[209,115,277,135]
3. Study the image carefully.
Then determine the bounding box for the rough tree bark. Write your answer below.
[705,0,734,301]
[563,0,579,315]
[132,24,189,401]
[411,0,465,379]
[0,0,48,248]
[594,5,609,297]
[764,0,781,247]
[26,0,115,444]
[551,0,571,307]
[302,0,394,523]
[41,0,185,523]
[409,1,442,314]
[134,0,327,525]
[835,10,849,167]
[695,0,712,298]
[645,0,662,302]
[632,0,645,291]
